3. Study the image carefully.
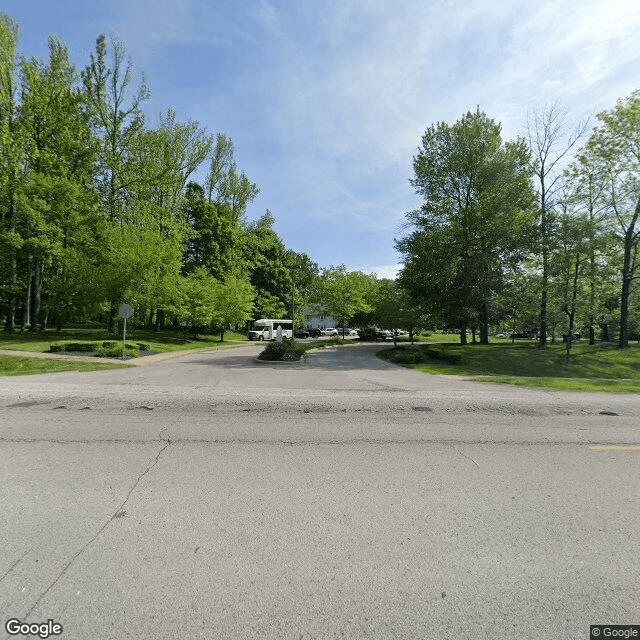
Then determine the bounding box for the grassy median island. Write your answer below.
[256,335,357,361]
[380,341,640,393]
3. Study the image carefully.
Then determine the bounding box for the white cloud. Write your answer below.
[352,264,402,280]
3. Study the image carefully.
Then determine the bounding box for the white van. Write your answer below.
[247,319,293,341]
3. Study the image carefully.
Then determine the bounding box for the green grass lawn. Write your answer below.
[0,355,133,376]
[0,326,249,354]
[380,341,640,393]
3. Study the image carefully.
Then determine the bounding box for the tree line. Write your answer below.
[396,98,640,350]
[3,14,638,348]
[0,14,319,337]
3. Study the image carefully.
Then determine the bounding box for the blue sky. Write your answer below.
[4,0,640,277]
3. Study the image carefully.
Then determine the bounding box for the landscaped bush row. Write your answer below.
[96,345,141,358]
[49,341,150,354]
[389,345,462,365]
[50,342,98,352]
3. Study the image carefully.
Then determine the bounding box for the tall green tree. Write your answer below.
[526,104,589,347]
[564,148,609,344]
[81,33,149,223]
[0,13,23,331]
[210,274,255,340]
[17,36,98,330]
[205,133,259,222]
[373,279,427,345]
[398,109,536,344]
[284,249,319,328]
[183,181,241,280]
[241,210,292,318]
[312,266,376,331]
[580,91,640,348]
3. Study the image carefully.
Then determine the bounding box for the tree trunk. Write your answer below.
[31,257,43,330]
[154,308,164,333]
[539,255,548,348]
[538,176,549,349]
[618,198,639,349]
[22,257,33,331]
[588,239,596,345]
[565,253,581,359]
[480,301,490,345]
[108,299,118,335]
[459,327,467,345]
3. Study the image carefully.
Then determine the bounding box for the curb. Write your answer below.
[253,355,305,365]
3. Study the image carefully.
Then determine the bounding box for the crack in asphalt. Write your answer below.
[22,439,172,620]
[450,444,481,468]
[0,549,31,584]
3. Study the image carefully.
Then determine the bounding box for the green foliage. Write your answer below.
[312,265,377,328]
[580,90,640,348]
[241,211,293,317]
[392,348,424,364]
[63,342,98,352]
[96,344,140,358]
[49,343,64,352]
[183,181,241,280]
[258,336,305,361]
[423,347,462,364]
[210,273,255,338]
[398,108,536,343]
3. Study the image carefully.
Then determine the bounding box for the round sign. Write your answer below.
[118,303,133,319]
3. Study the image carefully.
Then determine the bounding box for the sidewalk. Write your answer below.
[0,342,258,367]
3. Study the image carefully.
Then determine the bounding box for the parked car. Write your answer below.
[307,328,322,338]
[294,329,309,339]
[322,327,338,336]
[357,327,389,341]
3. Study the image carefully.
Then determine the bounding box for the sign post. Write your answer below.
[118,304,133,360]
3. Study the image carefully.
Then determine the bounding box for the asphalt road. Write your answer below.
[1,343,639,640]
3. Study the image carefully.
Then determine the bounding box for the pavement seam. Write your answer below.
[22,439,172,619]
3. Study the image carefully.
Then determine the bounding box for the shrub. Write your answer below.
[49,343,64,352]
[258,337,305,361]
[326,336,346,346]
[64,342,98,352]
[102,341,117,348]
[96,344,140,358]
[424,347,461,364]
[136,342,150,351]
[394,350,424,364]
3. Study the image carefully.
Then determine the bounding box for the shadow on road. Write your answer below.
[174,346,396,372]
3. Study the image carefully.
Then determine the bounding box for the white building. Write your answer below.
[303,307,337,330]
